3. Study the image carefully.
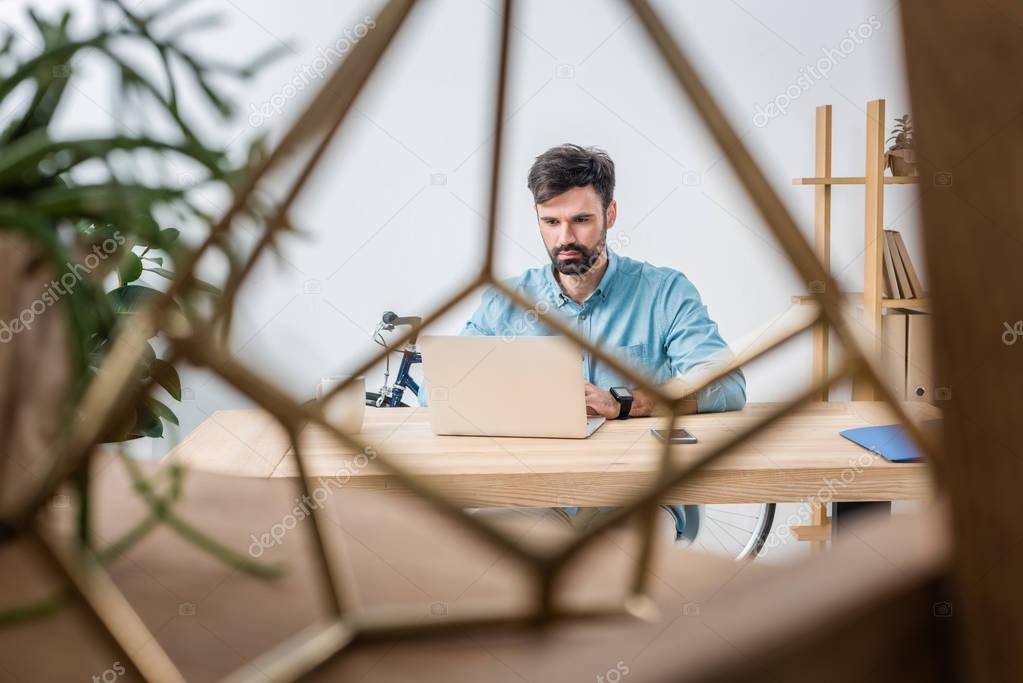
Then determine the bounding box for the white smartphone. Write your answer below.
[650,427,698,444]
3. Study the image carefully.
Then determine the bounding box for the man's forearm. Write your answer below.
[631,371,745,417]
[629,388,697,417]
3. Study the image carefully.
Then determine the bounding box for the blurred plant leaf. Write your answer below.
[151,357,181,400]
[144,266,174,280]
[0,133,205,188]
[108,284,161,314]
[145,265,220,296]
[145,395,178,426]
[132,400,164,438]
[192,278,222,295]
[159,227,180,246]
[119,251,143,284]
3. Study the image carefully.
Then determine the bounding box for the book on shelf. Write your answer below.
[892,231,925,296]
[887,231,912,297]
[882,229,925,300]
[882,232,899,298]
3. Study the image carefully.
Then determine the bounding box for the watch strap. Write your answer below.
[610,386,633,419]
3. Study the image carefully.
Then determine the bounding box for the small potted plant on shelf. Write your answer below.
[885,114,917,176]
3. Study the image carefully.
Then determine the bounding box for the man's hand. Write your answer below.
[584,382,622,419]
[584,383,684,418]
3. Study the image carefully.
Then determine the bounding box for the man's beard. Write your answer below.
[549,230,607,276]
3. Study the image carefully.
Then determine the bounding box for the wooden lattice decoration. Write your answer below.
[0,0,940,681]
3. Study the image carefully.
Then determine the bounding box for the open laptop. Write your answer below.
[419,335,606,438]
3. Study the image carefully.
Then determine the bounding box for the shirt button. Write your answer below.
[579,314,587,320]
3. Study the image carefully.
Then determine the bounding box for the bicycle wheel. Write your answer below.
[679,503,775,561]
[365,391,411,408]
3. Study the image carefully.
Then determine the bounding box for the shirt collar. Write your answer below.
[544,246,620,307]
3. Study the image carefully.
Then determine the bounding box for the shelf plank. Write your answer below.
[857,98,886,401]
[791,292,929,309]
[792,175,921,186]
[812,104,832,402]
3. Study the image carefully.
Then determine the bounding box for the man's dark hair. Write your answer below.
[527,144,615,210]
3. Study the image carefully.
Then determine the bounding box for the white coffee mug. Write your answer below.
[316,375,366,434]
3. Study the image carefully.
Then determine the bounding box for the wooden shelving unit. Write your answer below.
[789,99,928,551]
[791,293,929,309]
[789,100,928,548]
[792,176,921,186]
[791,99,926,402]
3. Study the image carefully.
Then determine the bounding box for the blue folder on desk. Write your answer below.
[839,420,942,463]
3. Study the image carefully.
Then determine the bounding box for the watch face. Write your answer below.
[611,386,633,400]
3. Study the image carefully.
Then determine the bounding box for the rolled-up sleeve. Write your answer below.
[662,274,746,413]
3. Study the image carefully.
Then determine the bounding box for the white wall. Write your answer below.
[1,0,922,458]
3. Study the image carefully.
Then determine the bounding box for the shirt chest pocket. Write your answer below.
[614,342,659,379]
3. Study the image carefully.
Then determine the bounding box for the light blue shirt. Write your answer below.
[418,247,746,412]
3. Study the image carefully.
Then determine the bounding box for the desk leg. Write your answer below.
[832,501,891,539]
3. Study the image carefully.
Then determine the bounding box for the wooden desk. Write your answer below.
[167,401,936,508]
